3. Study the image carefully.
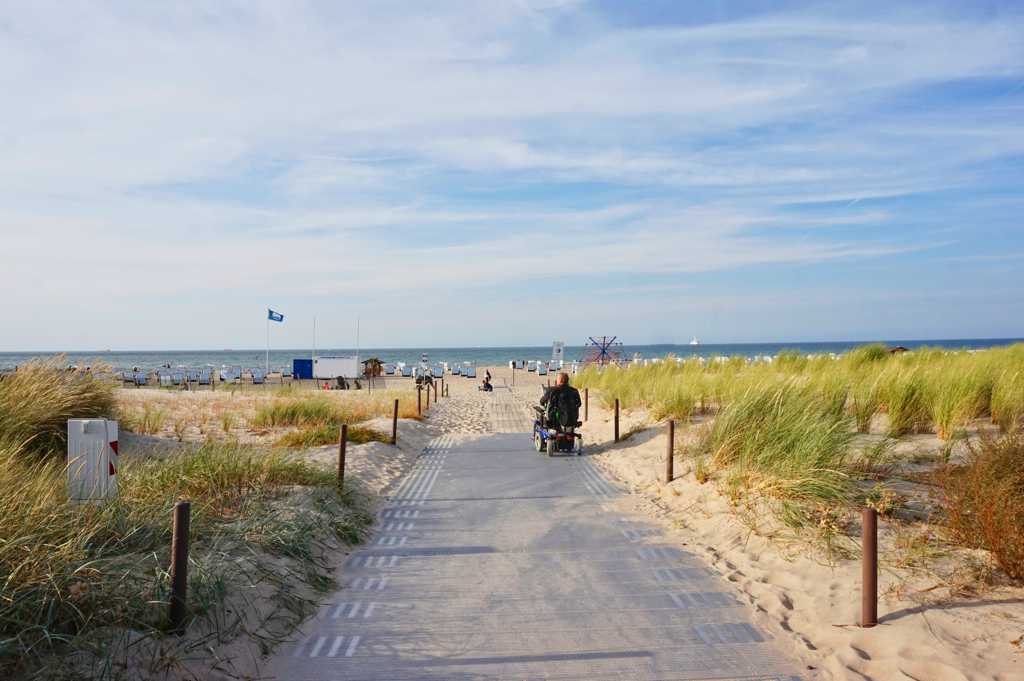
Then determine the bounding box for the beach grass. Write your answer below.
[0,364,373,677]
[574,343,1024,439]
[574,343,1024,540]
[251,391,419,430]
[275,423,390,448]
[0,358,117,456]
[941,433,1024,580]
[694,378,855,531]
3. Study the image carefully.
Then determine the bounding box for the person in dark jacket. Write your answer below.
[539,372,581,425]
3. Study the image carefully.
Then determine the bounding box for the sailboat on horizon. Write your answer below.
[689,336,700,346]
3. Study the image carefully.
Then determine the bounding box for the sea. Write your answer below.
[1,339,1021,372]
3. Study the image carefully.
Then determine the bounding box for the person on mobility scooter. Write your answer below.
[533,372,583,456]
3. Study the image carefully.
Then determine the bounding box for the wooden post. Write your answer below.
[338,424,347,489]
[391,399,398,445]
[862,507,878,627]
[417,385,422,415]
[169,501,191,635]
[665,420,674,483]
[584,388,588,421]
[614,398,620,442]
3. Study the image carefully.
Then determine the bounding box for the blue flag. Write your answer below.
[268,309,284,323]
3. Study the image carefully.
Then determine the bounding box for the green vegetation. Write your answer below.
[695,379,855,530]
[0,358,116,456]
[0,363,372,678]
[575,343,1024,438]
[275,423,390,448]
[576,344,1024,551]
[252,391,419,430]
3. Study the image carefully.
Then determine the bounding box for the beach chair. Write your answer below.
[432,366,443,379]
[198,369,211,385]
[158,371,172,388]
[401,366,413,377]
[187,368,201,382]
[384,364,395,376]
[527,362,536,372]
[464,366,477,378]
[134,372,148,386]
[121,370,134,383]
[452,366,461,376]
[538,364,548,376]
[281,366,293,378]
[252,369,266,385]
[171,371,184,386]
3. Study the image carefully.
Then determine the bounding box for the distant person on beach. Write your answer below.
[540,372,581,425]
[479,376,493,392]
[485,369,492,382]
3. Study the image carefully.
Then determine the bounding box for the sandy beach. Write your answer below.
[6,359,1020,680]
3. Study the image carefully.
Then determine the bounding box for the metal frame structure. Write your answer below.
[583,336,623,366]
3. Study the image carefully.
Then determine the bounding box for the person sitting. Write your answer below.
[479,376,493,392]
[539,372,581,428]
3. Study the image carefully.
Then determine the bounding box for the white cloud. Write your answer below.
[1,2,1022,348]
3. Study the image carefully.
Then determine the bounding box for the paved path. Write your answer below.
[267,412,802,680]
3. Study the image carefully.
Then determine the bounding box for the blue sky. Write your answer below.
[2,1,1023,350]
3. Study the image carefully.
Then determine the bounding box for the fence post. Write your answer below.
[614,398,620,443]
[417,385,422,415]
[391,399,398,445]
[338,424,347,489]
[169,500,191,635]
[862,507,878,627]
[665,420,674,483]
[584,388,588,421]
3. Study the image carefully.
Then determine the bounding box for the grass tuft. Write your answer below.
[0,358,116,456]
[941,433,1024,580]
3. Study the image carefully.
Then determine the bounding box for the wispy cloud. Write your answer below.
[2,1,1023,348]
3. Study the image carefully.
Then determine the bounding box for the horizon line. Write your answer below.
[3,336,1022,355]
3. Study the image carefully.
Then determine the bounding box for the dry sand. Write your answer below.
[577,399,1024,681]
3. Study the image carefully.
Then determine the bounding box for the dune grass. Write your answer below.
[0,358,117,456]
[252,391,419,430]
[941,433,1024,580]
[0,363,373,678]
[574,343,1024,438]
[695,379,856,531]
[574,343,1024,546]
[0,439,372,677]
[275,423,390,448]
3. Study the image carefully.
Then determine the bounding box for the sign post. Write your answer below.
[551,341,565,369]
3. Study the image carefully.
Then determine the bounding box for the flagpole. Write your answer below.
[266,312,270,374]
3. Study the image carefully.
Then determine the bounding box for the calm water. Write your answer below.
[1,339,1021,371]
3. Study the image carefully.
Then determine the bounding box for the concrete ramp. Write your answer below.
[266,433,802,680]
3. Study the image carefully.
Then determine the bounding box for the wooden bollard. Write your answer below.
[169,501,191,635]
[665,419,674,483]
[338,424,347,489]
[584,388,588,421]
[614,398,620,442]
[862,507,878,627]
[417,385,422,415]
[391,399,398,445]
